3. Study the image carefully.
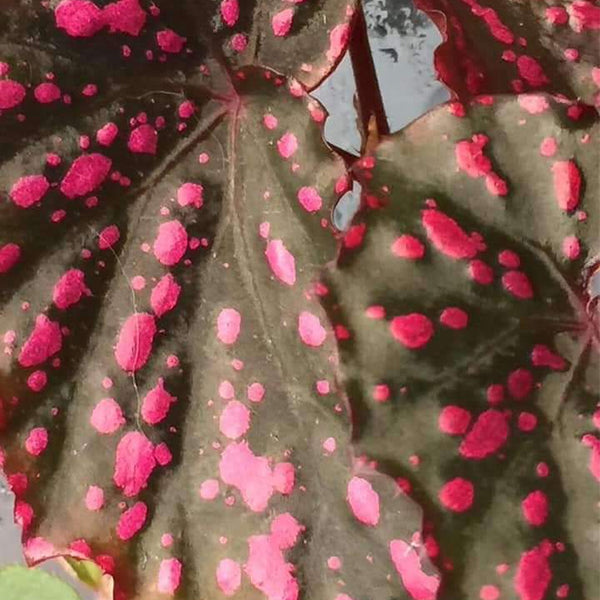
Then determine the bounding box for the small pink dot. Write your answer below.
[198,152,209,164]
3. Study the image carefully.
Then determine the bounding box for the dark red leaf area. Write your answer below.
[324,95,599,600]
[416,0,600,106]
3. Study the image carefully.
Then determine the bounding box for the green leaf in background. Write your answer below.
[0,565,81,600]
[65,557,104,590]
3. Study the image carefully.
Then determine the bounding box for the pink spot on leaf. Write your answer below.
[158,558,182,595]
[439,477,474,512]
[422,209,479,259]
[219,400,251,439]
[114,312,156,372]
[60,154,112,199]
[53,269,89,310]
[217,308,241,345]
[153,220,188,266]
[10,175,50,208]
[116,501,147,540]
[18,314,62,368]
[265,240,296,286]
[347,477,380,526]
[390,539,440,600]
[390,314,433,349]
[90,398,125,434]
[216,559,241,596]
[113,431,156,497]
[298,311,326,347]
[141,378,176,425]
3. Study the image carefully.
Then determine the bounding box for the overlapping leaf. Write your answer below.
[416,0,600,105]
[324,95,599,600]
[0,2,439,600]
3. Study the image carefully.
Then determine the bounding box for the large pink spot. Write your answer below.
[245,535,299,600]
[220,0,239,27]
[391,235,425,259]
[272,9,294,37]
[273,462,295,495]
[582,435,600,481]
[439,307,468,329]
[0,80,26,109]
[346,477,380,526]
[502,271,533,299]
[459,410,509,459]
[439,477,474,512]
[216,559,241,596]
[18,314,63,368]
[141,378,176,425]
[514,544,552,600]
[34,82,61,104]
[508,368,534,399]
[150,274,181,318]
[569,0,600,32]
[390,313,433,349]
[270,513,304,549]
[85,485,104,511]
[326,23,350,62]
[219,400,251,439]
[298,311,326,347]
[217,308,241,345]
[153,220,188,266]
[55,0,105,38]
[276,132,298,158]
[113,431,156,497]
[439,406,471,435]
[265,240,296,286]
[177,183,203,208]
[552,160,581,211]
[10,175,50,208]
[531,345,566,370]
[60,154,112,199]
[455,134,492,178]
[98,225,120,249]
[128,124,157,154]
[0,244,21,273]
[90,398,125,434]
[96,122,119,147]
[516,55,549,87]
[25,427,48,456]
[114,312,156,372]
[158,558,182,595]
[421,209,479,259]
[103,0,146,36]
[390,539,440,600]
[53,269,89,310]
[518,95,549,114]
[156,28,186,53]
[521,490,548,527]
[219,441,274,512]
[116,501,147,540]
[199,479,220,500]
[297,186,322,212]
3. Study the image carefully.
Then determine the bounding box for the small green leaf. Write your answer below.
[0,566,81,600]
[65,557,104,589]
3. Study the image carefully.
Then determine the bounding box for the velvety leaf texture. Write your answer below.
[416,0,600,106]
[324,95,599,600]
[0,2,439,600]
